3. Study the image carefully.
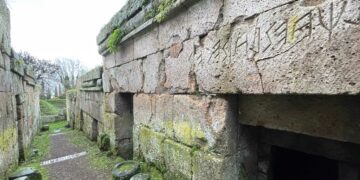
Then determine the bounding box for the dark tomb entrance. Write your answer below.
[15,94,25,162]
[113,93,134,159]
[271,146,338,180]
[91,118,99,141]
[80,110,84,131]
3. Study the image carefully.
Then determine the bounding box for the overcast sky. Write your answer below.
[7,0,127,68]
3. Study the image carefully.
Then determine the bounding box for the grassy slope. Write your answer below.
[40,100,59,116]
[46,98,66,110]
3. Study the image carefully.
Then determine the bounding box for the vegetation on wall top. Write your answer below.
[107,28,124,53]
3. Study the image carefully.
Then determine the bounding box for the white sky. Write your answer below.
[7,0,127,69]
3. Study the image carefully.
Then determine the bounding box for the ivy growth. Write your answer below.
[155,0,175,23]
[107,28,124,53]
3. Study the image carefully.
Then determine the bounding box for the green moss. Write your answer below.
[99,134,111,151]
[116,163,136,172]
[173,121,192,145]
[107,28,124,53]
[46,98,66,110]
[145,8,157,20]
[66,89,77,94]
[14,59,24,66]
[48,120,70,133]
[155,0,175,23]
[14,121,69,180]
[138,127,167,172]
[140,162,164,180]
[68,130,124,171]
[40,100,59,116]
[190,145,200,156]
[0,128,16,152]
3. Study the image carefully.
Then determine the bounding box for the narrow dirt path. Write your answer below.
[42,132,109,180]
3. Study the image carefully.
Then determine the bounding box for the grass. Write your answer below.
[14,120,69,180]
[68,130,124,172]
[40,100,59,116]
[46,98,66,110]
[68,131,163,179]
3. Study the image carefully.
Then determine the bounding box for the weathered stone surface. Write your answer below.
[239,95,360,144]
[82,80,96,88]
[152,94,173,137]
[195,0,360,94]
[163,139,192,180]
[115,39,134,66]
[103,113,117,147]
[142,52,164,93]
[134,27,159,59]
[138,127,166,171]
[0,2,41,176]
[133,94,154,127]
[24,67,35,79]
[0,0,11,55]
[79,91,104,122]
[102,71,112,93]
[103,51,116,69]
[0,68,12,92]
[82,67,102,82]
[222,0,296,25]
[11,59,25,76]
[97,0,149,45]
[164,39,197,93]
[111,60,143,92]
[173,95,239,155]
[192,151,240,180]
[104,112,133,159]
[3,54,10,70]
[188,0,223,38]
[105,92,121,113]
[159,8,189,49]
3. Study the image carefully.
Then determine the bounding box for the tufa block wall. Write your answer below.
[0,0,41,177]
[66,0,360,179]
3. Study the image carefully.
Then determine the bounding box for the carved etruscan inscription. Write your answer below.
[318,1,347,39]
[200,0,355,65]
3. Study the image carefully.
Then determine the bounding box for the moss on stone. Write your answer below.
[173,121,192,145]
[173,121,206,146]
[116,163,136,172]
[0,127,16,152]
[140,162,163,180]
[155,0,175,23]
[163,140,192,179]
[138,127,166,172]
[145,8,157,20]
[107,28,124,53]
[68,130,125,171]
[99,134,111,151]
[46,98,66,110]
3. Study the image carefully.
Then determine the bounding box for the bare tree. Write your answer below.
[54,58,87,90]
[19,51,60,98]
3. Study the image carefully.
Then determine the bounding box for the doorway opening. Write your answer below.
[91,118,99,141]
[80,110,84,131]
[271,146,338,180]
[114,93,133,159]
[15,94,25,162]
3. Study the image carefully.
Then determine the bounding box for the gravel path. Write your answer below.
[44,132,109,180]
